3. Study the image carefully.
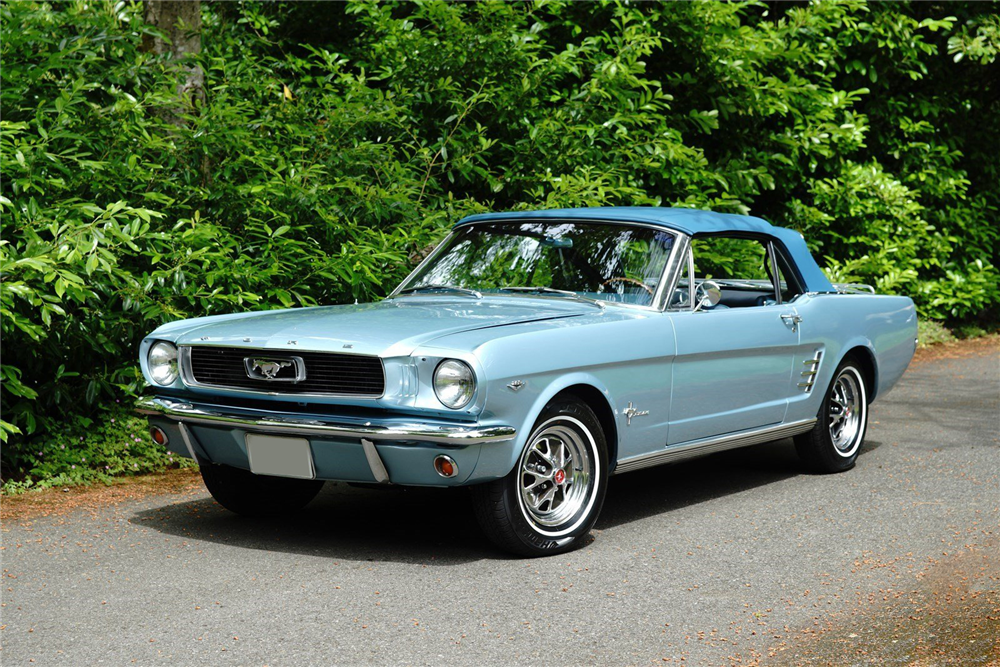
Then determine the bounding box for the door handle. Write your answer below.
[780,313,802,332]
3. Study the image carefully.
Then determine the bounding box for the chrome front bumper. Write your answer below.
[136,396,517,446]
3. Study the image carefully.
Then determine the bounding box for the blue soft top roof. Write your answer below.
[456,207,834,293]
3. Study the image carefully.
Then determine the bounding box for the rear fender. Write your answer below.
[836,336,879,401]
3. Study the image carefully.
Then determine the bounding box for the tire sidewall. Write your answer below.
[199,459,324,516]
[502,398,608,554]
[819,361,869,469]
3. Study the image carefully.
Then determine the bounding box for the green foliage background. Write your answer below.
[2,0,998,482]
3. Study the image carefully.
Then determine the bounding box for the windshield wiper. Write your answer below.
[395,283,482,298]
[499,286,605,310]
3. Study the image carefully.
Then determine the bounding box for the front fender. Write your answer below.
[468,371,619,483]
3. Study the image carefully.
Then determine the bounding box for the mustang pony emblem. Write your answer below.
[252,359,291,379]
[243,356,304,382]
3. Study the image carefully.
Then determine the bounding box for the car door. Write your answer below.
[665,235,801,444]
[668,306,799,443]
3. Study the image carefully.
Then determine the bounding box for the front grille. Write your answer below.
[185,346,385,396]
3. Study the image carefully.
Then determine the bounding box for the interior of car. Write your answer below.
[670,234,804,311]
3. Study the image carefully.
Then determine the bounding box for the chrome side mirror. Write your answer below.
[694,280,722,312]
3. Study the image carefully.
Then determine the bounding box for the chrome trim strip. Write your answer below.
[177,422,201,461]
[613,418,817,475]
[799,350,823,393]
[768,241,783,304]
[661,234,691,312]
[833,283,876,294]
[687,246,696,311]
[136,397,516,445]
[388,231,458,298]
[652,231,685,312]
[361,438,391,483]
[179,346,386,399]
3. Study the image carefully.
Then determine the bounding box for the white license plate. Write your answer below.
[245,433,315,479]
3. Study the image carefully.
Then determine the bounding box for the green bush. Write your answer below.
[0,1,469,476]
[0,405,196,495]
[917,319,957,348]
[2,1,998,482]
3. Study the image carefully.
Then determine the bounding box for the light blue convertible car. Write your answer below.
[138,207,917,556]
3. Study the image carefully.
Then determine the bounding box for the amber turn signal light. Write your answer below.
[433,455,458,478]
[149,425,169,446]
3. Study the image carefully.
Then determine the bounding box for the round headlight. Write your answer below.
[433,359,476,409]
[148,341,179,386]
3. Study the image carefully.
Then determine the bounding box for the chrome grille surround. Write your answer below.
[180,346,385,398]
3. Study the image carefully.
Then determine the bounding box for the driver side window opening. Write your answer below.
[670,235,803,310]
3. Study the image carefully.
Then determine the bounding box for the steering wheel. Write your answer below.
[599,277,655,297]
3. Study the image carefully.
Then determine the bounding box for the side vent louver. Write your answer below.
[798,350,823,392]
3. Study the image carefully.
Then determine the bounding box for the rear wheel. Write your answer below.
[795,358,869,473]
[199,460,325,516]
[472,396,608,557]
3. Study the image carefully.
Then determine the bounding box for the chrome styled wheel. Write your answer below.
[795,358,870,473]
[471,396,608,556]
[828,367,867,458]
[517,417,596,533]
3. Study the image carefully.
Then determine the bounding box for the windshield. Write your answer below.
[397,221,677,307]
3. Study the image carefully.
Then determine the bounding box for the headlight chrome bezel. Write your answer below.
[147,341,179,386]
[433,359,476,410]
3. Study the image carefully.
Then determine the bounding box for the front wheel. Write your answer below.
[472,396,608,557]
[199,460,325,517]
[795,358,869,473]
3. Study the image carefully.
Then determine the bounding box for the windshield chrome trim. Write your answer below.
[388,232,458,299]
[390,218,682,313]
[658,234,689,311]
[397,284,483,299]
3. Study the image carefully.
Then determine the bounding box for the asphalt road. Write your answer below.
[3,345,999,666]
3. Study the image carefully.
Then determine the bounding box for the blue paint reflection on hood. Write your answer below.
[148,296,596,357]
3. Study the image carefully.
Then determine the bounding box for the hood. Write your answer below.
[153,296,594,357]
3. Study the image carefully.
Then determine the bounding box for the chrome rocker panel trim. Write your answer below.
[136,397,516,445]
[613,418,817,474]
